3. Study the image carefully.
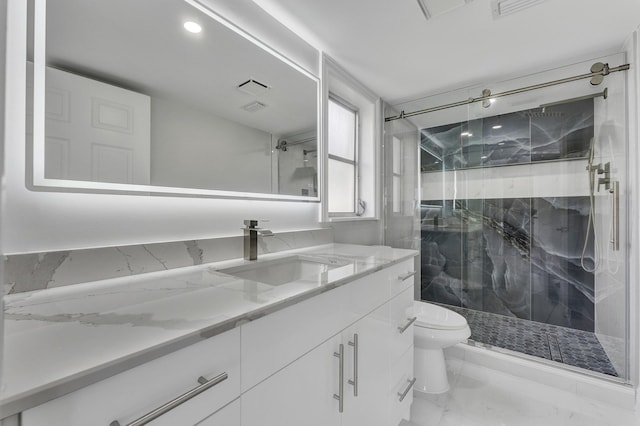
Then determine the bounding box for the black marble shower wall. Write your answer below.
[420,97,594,172]
[419,97,595,332]
[420,197,594,332]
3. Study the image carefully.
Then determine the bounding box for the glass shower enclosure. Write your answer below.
[387,54,630,382]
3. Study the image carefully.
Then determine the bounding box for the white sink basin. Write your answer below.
[218,255,347,286]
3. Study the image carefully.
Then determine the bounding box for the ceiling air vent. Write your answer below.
[237,79,270,96]
[241,101,267,113]
[491,0,546,18]
[416,0,473,20]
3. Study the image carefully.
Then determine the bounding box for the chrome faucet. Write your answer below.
[243,220,274,261]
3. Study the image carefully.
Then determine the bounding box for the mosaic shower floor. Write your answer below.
[437,303,620,377]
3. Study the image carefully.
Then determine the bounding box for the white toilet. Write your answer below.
[413,301,471,393]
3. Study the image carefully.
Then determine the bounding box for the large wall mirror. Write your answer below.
[28,0,319,200]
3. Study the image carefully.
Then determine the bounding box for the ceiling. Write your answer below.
[44,0,317,137]
[251,0,640,105]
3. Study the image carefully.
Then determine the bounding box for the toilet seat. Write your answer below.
[414,302,468,330]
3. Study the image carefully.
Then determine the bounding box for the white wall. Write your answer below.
[0,0,7,390]
[150,97,274,193]
[3,0,322,255]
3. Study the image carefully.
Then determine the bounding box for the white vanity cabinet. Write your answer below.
[241,258,416,426]
[21,328,241,426]
[195,399,241,426]
[17,256,416,426]
[241,334,343,426]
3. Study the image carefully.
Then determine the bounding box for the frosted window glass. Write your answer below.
[393,137,401,174]
[328,99,356,161]
[328,159,355,213]
[393,176,401,213]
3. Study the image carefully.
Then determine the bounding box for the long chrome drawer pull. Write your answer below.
[398,317,417,334]
[398,271,416,282]
[348,333,359,397]
[110,372,228,426]
[333,344,345,413]
[398,378,417,402]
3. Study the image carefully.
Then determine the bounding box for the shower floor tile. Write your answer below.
[437,303,619,377]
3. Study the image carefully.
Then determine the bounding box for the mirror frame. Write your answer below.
[29,0,321,202]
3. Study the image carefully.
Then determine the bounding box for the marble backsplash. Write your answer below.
[420,197,594,332]
[4,228,334,295]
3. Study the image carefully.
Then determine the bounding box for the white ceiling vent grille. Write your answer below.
[491,0,546,18]
[416,0,473,20]
[241,101,267,113]
[237,79,270,96]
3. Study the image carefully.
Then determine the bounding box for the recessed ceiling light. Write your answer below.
[183,21,202,34]
[481,156,488,159]
[492,125,503,129]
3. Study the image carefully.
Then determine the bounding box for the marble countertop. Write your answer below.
[0,243,417,417]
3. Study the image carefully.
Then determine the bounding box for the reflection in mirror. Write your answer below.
[29,0,318,199]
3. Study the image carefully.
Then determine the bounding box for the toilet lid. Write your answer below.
[413,302,468,330]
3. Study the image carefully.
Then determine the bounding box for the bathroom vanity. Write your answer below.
[1,244,417,426]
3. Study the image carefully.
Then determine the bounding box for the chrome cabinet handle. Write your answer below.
[110,372,228,426]
[398,271,416,282]
[611,180,619,251]
[348,334,359,397]
[398,317,417,334]
[398,378,417,402]
[333,344,344,413]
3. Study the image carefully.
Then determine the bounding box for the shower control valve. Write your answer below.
[597,162,611,192]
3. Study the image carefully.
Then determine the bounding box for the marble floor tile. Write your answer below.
[404,357,640,426]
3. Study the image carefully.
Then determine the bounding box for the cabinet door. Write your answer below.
[341,302,392,426]
[241,335,342,426]
[196,399,240,426]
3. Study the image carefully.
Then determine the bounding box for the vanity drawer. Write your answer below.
[389,345,414,425]
[389,286,415,361]
[385,258,417,297]
[22,328,240,426]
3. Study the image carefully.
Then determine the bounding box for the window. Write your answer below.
[327,96,359,215]
[392,136,402,214]
[323,54,379,221]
